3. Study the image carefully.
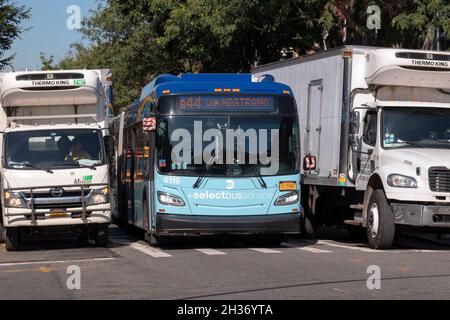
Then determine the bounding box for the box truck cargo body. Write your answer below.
[254,46,450,249]
[0,70,114,251]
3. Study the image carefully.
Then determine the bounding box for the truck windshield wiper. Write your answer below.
[57,161,97,171]
[250,165,268,189]
[10,161,54,174]
[401,141,426,148]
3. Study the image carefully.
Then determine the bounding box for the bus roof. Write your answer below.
[139,73,293,102]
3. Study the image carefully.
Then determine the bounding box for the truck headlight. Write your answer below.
[88,187,110,206]
[387,174,418,188]
[4,192,28,208]
[275,192,299,206]
[158,192,185,207]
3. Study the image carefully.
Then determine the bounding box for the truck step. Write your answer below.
[344,220,363,226]
[350,204,364,210]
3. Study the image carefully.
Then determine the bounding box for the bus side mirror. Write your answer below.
[350,111,360,134]
[104,136,114,156]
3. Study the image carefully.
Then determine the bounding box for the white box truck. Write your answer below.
[254,46,450,249]
[0,69,115,251]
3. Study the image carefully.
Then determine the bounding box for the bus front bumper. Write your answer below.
[156,213,301,235]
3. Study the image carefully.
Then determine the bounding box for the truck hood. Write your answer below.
[2,166,108,189]
[382,149,450,168]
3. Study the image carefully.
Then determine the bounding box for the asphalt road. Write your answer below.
[1,225,450,300]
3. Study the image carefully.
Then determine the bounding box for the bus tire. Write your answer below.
[149,233,170,247]
[366,189,395,249]
[300,212,316,239]
[5,228,20,252]
[0,220,5,244]
[94,224,109,248]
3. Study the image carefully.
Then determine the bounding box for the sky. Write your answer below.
[5,0,98,71]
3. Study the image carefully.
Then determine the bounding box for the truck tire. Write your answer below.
[366,189,396,249]
[148,233,171,247]
[94,224,109,248]
[5,228,20,252]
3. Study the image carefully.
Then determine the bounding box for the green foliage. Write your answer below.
[0,0,30,70]
[52,0,450,110]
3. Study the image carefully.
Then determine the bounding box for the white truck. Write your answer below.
[254,46,450,249]
[0,69,115,251]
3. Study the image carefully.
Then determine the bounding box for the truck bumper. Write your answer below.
[156,213,301,235]
[4,207,111,228]
[391,203,450,227]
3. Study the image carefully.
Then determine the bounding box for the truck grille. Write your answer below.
[429,167,450,193]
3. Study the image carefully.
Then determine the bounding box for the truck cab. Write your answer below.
[0,70,114,251]
[349,49,450,248]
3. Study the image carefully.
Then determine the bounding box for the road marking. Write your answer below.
[112,239,172,258]
[249,248,282,254]
[297,247,332,254]
[316,240,381,253]
[0,257,115,268]
[195,249,227,256]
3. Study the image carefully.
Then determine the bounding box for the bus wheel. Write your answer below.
[5,228,20,252]
[94,224,109,248]
[149,233,170,247]
[300,212,316,239]
[0,221,5,244]
[366,190,395,249]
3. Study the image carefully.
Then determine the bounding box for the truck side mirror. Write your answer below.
[104,136,114,157]
[350,111,360,134]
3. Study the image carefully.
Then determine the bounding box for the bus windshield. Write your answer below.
[4,129,105,170]
[156,95,300,177]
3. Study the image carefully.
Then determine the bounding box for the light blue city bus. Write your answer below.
[115,73,301,246]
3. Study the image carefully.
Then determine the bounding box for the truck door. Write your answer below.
[305,80,324,175]
[356,110,378,189]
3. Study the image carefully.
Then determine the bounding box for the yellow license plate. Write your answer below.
[279,182,297,191]
[48,211,69,218]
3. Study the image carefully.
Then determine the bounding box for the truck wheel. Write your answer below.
[94,224,109,248]
[5,228,20,252]
[366,190,395,249]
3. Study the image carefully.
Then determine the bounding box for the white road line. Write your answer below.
[297,247,332,253]
[0,257,115,268]
[316,240,381,253]
[112,239,172,258]
[195,249,227,256]
[249,248,283,254]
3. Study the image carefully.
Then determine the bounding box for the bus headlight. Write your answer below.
[88,187,110,206]
[158,192,185,207]
[4,192,27,208]
[387,174,418,188]
[275,192,299,206]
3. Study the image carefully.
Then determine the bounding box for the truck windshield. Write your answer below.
[382,107,450,150]
[156,96,300,177]
[4,129,105,170]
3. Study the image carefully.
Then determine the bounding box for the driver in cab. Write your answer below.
[65,138,91,161]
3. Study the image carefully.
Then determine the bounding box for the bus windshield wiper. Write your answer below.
[251,165,268,189]
[11,161,54,174]
[193,151,216,189]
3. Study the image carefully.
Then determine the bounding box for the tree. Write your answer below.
[392,0,450,50]
[0,0,30,70]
